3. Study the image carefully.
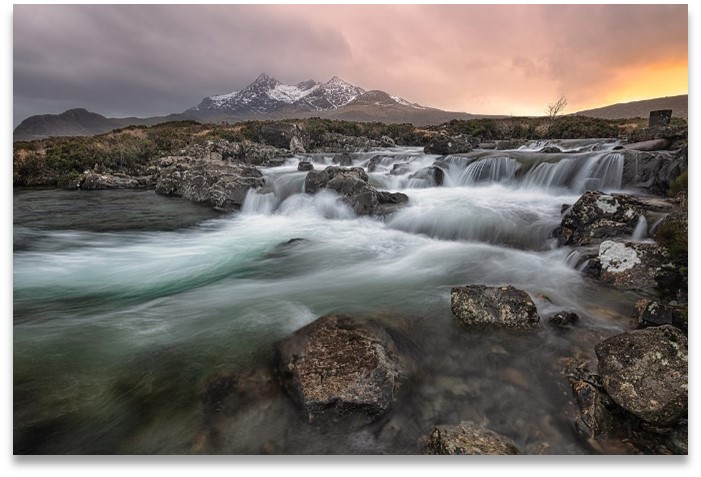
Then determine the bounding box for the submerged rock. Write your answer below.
[450,285,539,328]
[275,314,406,423]
[409,166,444,186]
[552,191,642,246]
[155,157,264,210]
[297,161,314,172]
[595,325,688,426]
[547,311,580,328]
[424,134,475,155]
[425,422,520,455]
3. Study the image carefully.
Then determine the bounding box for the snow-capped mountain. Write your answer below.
[188,73,410,118]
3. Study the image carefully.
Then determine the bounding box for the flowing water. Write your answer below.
[14,141,647,454]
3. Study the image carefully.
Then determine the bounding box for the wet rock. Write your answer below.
[595,325,688,426]
[389,162,411,175]
[155,157,265,210]
[548,311,580,327]
[495,139,527,150]
[78,171,146,190]
[621,148,686,195]
[665,422,688,454]
[366,155,384,172]
[451,285,540,328]
[332,153,353,166]
[380,135,396,147]
[376,191,409,204]
[425,422,520,455]
[570,379,618,439]
[624,138,671,152]
[539,146,562,153]
[409,166,444,186]
[552,191,643,246]
[592,240,678,292]
[275,314,406,423]
[304,166,407,216]
[297,161,314,172]
[632,299,686,333]
[424,134,476,155]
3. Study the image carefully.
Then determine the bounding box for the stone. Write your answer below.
[624,138,671,152]
[289,136,306,154]
[304,166,368,194]
[451,285,540,328]
[260,123,306,150]
[595,325,688,426]
[380,135,396,147]
[297,161,314,172]
[78,172,143,190]
[274,314,405,423]
[548,311,580,327]
[408,166,444,186]
[155,157,265,210]
[425,422,520,455]
[539,146,562,153]
[376,191,409,204]
[593,240,677,292]
[332,153,353,166]
[649,110,672,128]
[552,191,642,246]
[423,134,475,155]
[632,299,686,333]
[570,379,618,439]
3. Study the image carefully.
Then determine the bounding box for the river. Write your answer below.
[13,141,648,454]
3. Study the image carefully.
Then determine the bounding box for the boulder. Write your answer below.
[332,153,353,166]
[260,123,307,151]
[595,325,688,426]
[425,422,520,455]
[450,285,539,328]
[592,240,678,292]
[274,314,405,423]
[423,134,475,155]
[409,166,444,186]
[304,166,407,216]
[621,148,686,195]
[632,299,687,332]
[552,191,642,246]
[155,157,265,210]
[297,161,314,172]
[380,135,396,147]
[289,136,306,154]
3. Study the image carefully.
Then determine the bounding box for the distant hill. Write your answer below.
[574,95,687,120]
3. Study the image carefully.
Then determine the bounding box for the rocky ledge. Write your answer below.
[155,156,265,210]
[304,166,408,215]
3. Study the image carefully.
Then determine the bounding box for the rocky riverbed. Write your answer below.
[13,130,687,454]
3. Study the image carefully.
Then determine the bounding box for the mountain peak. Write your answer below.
[326,75,351,85]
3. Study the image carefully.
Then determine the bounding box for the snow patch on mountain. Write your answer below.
[268,83,319,103]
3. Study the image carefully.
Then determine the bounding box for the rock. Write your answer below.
[313,133,382,153]
[539,146,562,153]
[570,379,618,439]
[649,110,672,128]
[274,314,405,423]
[260,123,307,151]
[304,166,407,216]
[155,157,265,210]
[548,311,580,327]
[389,163,411,176]
[479,142,497,150]
[289,136,306,154]
[297,161,314,172]
[366,155,384,172]
[332,153,353,166]
[595,325,688,426]
[78,171,143,190]
[380,135,396,147]
[621,148,686,195]
[495,139,526,150]
[632,299,686,333]
[376,191,409,204]
[423,134,475,155]
[592,240,678,292]
[665,422,688,454]
[227,141,293,166]
[304,166,368,194]
[408,166,444,186]
[552,191,642,246]
[425,422,520,455]
[451,285,539,328]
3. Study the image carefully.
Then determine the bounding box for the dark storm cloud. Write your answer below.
[13,4,687,125]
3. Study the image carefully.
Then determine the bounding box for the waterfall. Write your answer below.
[452,157,520,186]
[632,215,648,241]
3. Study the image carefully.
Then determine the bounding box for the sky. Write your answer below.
[13,4,688,126]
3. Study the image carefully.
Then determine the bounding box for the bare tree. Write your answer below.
[546,93,568,120]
